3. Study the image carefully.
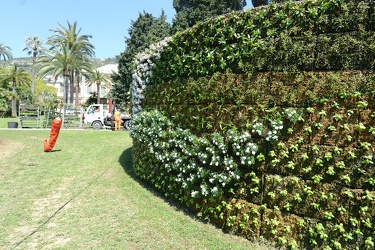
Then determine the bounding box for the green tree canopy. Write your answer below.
[251,0,299,8]
[35,44,93,104]
[112,10,172,109]
[46,21,95,105]
[35,78,57,98]
[0,68,12,113]
[0,43,13,61]
[47,21,95,57]
[0,65,31,117]
[172,0,247,32]
[86,70,111,104]
[251,0,268,7]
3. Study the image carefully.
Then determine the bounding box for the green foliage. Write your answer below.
[172,0,247,32]
[130,0,375,249]
[112,11,172,109]
[150,0,375,84]
[0,64,32,117]
[131,109,269,201]
[252,0,269,8]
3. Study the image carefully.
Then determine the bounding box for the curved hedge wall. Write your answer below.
[151,0,375,82]
[131,0,375,249]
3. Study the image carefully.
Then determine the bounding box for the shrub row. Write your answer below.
[132,89,375,248]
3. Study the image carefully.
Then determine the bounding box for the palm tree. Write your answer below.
[86,70,111,104]
[47,21,95,55]
[71,55,95,106]
[47,21,95,105]
[0,43,13,61]
[23,36,44,96]
[35,44,93,105]
[0,65,31,117]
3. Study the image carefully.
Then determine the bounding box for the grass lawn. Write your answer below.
[0,128,275,249]
[0,117,18,129]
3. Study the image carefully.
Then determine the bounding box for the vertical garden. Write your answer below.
[131,0,375,249]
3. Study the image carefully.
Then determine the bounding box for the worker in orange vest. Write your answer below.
[114,109,121,131]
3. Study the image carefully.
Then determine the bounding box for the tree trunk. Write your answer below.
[31,51,36,97]
[75,71,80,107]
[97,83,100,104]
[64,76,69,104]
[11,83,17,117]
[69,71,74,104]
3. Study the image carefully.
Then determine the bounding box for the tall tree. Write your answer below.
[0,43,13,61]
[23,36,45,96]
[47,21,95,105]
[112,11,172,109]
[35,44,93,105]
[251,0,295,8]
[172,0,247,32]
[47,21,95,56]
[0,65,31,117]
[86,70,110,104]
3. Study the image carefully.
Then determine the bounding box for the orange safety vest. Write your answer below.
[114,111,121,122]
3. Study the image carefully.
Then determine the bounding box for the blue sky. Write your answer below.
[1,0,252,59]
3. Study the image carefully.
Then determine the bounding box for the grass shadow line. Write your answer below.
[118,147,136,178]
[44,149,62,153]
[118,146,201,222]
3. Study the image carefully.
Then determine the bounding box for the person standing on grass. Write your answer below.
[114,109,121,131]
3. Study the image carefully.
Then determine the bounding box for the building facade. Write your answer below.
[45,64,118,106]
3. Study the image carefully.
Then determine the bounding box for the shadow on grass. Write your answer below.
[118,147,135,178]
[118,147,199,220]
[44,149,62,153]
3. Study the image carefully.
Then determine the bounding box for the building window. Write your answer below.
[87,85,92,94]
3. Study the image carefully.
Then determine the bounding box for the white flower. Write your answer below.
[191,191,199,197]
[211,187,219,196]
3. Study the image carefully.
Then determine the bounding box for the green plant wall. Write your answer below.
[150,0,375,83]
[131,0,375,249]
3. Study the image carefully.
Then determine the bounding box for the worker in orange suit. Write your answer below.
[114,109,121,131]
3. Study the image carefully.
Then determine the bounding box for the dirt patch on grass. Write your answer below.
[0,140,24,159]
[7,177,75,249]
[26,232,72,250]
[32,177,74,215]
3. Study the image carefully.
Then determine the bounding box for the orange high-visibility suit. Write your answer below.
[114,110,121,131]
